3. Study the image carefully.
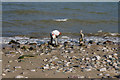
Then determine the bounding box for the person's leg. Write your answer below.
[50,33,53,44]
[55,38,58,45]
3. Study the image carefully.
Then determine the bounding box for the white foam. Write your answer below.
[1,35,119,45]
[61,36,69,39]
[53,18,68,22]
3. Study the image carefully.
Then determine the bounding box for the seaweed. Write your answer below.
[18,55,35,59]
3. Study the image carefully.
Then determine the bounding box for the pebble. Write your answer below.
[73,65,80,67]
[21,72,28,75]
[108,55,112,58]
[2,73,6,76]
[99,68,107,72]
[14,66,21,69]
[40,53,44,55]
[96,55,101,60]
[85,68,92,71]
[30,69,36,72]
[0,59,2,62]
[105,74,110,76]
[66,62,71,66]
[98,73,103,76]
[78,76,85,78]
[43,64,49,69]
[15,75,24,78]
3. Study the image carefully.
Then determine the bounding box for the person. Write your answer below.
[50,30,61,46]
[79,30,84,46]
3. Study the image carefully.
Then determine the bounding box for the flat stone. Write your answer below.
[85,68,92,71]
[14,66,21,69]
[99,68,107,72]
[73,65,80,67]
[97,73,103,76]
[105,74,110,76]
[2,73,6,76]
[96,55,101,60]
[0,59,2,62]
[15,75,24,78]
[78,76,85,78]
[30,69,36,72]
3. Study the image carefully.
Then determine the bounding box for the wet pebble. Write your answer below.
[99,68,107,72]
[14,66,21,69]
[73,65,80,67]
[2,73,6,76]
[30,69,36,72]
[15,75,25,78]
[97,73,103,76]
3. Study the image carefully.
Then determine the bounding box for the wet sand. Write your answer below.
[1,36,120,78]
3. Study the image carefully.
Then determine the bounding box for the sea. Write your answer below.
[2,2,118,38]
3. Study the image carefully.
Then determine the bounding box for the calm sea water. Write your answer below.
[2,2,118,37]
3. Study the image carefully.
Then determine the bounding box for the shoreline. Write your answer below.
[2,32,120,38]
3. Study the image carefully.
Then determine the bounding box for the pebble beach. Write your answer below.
[1,32,120,78]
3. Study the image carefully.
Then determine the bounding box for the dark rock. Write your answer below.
[21,46,27,50]
[73,65,80,67]
[114,75,120,78]
[103,40,113,45]
[8,40,20,45]
[97,42,101,45]
[29,43,37,45]
[29,47,34,50]
[88,40,93,44]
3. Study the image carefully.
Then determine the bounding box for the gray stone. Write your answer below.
[105,74,110,76]
[96,55,101,60]
[15,75,24,78]
[30,69,36,72]
[97,73,103,76]
[99,68,107,72]
[14,66,21,69]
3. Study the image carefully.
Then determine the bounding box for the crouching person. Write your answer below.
[50,30,61,46]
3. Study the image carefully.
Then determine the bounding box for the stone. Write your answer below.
[106,60,111,63]
[108,55,112,58]
[105,74,110,76]
[56,70,60,72]
[99,68,107,72]
[43,59,48,62]
[85,57,90,61]
[96,55,101,60]
[0,59,2,62]
[40,53,44,55]
[29,47,34,50]
[30,69,36,72]
[73,65,80,67]
[8,40,20,44]
[43,64,49,69]
[2,73,6,76]
[14,66,21,69]
[85,68,92,71]
[66,62,71,66]
[15,75,24,78]
[98,73,103,76]
[57,61,62,64]
[78,76,85,78]
[21,72,28,75]
[51,66,56,69]
[91,58,96,61]
[25,77,29,78]
[88,40,93,44]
